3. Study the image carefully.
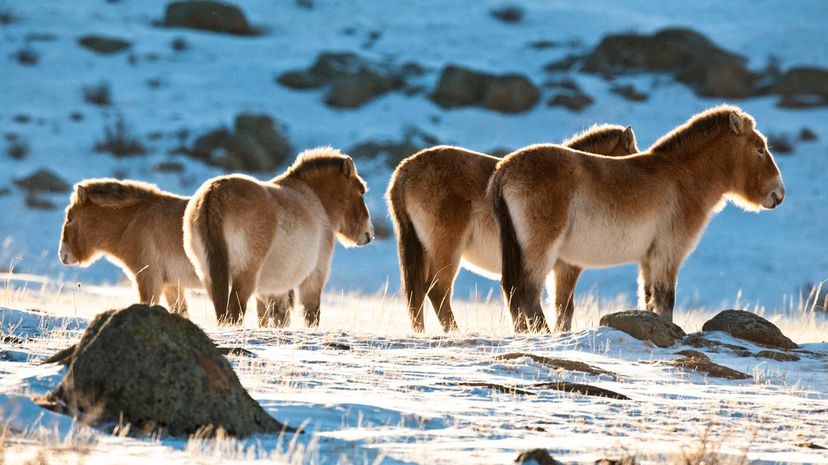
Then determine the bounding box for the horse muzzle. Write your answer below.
[762,183,785,209]
[59,246,78,265]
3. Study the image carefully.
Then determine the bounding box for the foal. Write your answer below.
[490,105,784,331]
[58,179,292,322]
[184,147,373,325]
[387,125,638,332]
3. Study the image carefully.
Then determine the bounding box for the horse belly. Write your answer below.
[257,228,321,294]
[460,214,501,279]
[558,210,656,268]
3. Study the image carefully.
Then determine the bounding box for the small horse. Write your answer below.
[184,147,373,325]
[489,105,784,331]
[58,179,292,324]
[387,125,638,332]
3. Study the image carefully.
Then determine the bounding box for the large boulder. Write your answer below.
[770,67,828,108]
[431,64,539,113]
[701,310,798,350]
[599,310,686,348]
[46,304,292,437]
[581,28,756,98]
[189,113,292,171]
[162,1,256,36]
[276,52,405,108]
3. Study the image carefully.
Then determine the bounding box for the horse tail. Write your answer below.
[386,171,428,329]
[489,168,525,314]
[198,184,231,323]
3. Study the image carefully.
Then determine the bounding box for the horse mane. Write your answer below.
[74,178,176,208]
[562,124,625,152]
[280,146,366,188]
[648,104,755,154]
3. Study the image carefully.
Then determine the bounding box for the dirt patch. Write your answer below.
[496,352,615,378]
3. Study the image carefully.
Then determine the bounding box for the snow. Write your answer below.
[0,0,826,312]
[1,298,827,464]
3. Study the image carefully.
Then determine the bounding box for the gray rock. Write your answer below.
[701,310,798,350]
[772,67,828,108]
[483,75,539,113]
[670,350,751,380]
[430,65,489,108]
[162,1,255,36]
[77,35,132,54]
[599,310,686,348]
[14,169,70,193]
[46,304,293,437]
[581,28,755,99]
[188,114,291,172]
[431,65,539,113]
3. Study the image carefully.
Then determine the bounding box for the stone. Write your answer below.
[77,35,132,54]
[701,310,798,350]
[599,310,686,348]
[162,1,255,36]
[46,304,293,437]
[669,350,751,380]
[772,67,828,108]
[431,65,539,113]
[14,169,70,193]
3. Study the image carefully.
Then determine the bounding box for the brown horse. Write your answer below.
[489,105,784,331]
[387,125,638,332]
[58,179,293,324]
[184,147,373,325]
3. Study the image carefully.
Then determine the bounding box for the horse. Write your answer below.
[184,147,373,326]
[387,124,638,332]
[58,178,293,325]
[489,105,784,332]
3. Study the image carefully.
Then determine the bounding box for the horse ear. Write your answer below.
[623,125,636,152]
[342,157,355,178]
[728,111,744,135]
[76,185,88,204]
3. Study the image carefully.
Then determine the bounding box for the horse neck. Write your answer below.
[85,206,138,257]
[648,136,736,210]
[285,175,345,229]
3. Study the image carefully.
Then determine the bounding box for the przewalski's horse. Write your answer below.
[184,147,373,326]
[387,125,638,332]
[489,105,784,332]
[58,179,293,324]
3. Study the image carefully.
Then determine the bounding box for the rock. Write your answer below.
[669,350,751,380]
[534,381,629,400]
[431,65,489,108]
[515,449,561,465]
[799,127,818,141]
[496,352,615,378]
[595,458,639,465]
[188,114,291,172]
[25,195,57,210]
[756,350,800,362]
[277,52,404,108]
[153,161,185,173]
[599,310,686,348]
[682,334,752,357]
[14,169,70,193]
[767,133,794,154]
[162,0,256,36]
[701,310,798,350]
[46,304,292,437]
[348,127,439,167]
[77,35,131,54]
[581,28,756,98]
[544,54,580,72]
[610,84,648,102]
[484,75,540,113]
[431,65,539,113]
[547,92,593,112]
[771,67,828,108]
[490,5,524,24]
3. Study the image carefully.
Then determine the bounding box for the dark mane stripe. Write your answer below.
[648,104,754,153]
[563,123,625,152]
[280,146,367,189]
[74,178,182,207]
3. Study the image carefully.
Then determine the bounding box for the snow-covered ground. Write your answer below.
[0,280,827,464]
[1,0,827,312]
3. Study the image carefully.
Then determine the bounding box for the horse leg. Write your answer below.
[637,262,654,310]
[135,272,163,307]
[516,235,560,333]
[425,231,466,332]
[163,284,189,318]
[299,270,326,328]
[552,261,582,332]
[255,295,271,327]
[226,270,257,326]
[641,257,679,321]
[264,292,293,328]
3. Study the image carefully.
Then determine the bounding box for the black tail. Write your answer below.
[490,173,528,331]
[387,177,428,331]
[199,187,230,323]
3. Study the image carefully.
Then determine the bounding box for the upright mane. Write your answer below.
[73,178,175,208]
[648,104,755,154]
[563,124,626,152]
[279,146,365,189]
